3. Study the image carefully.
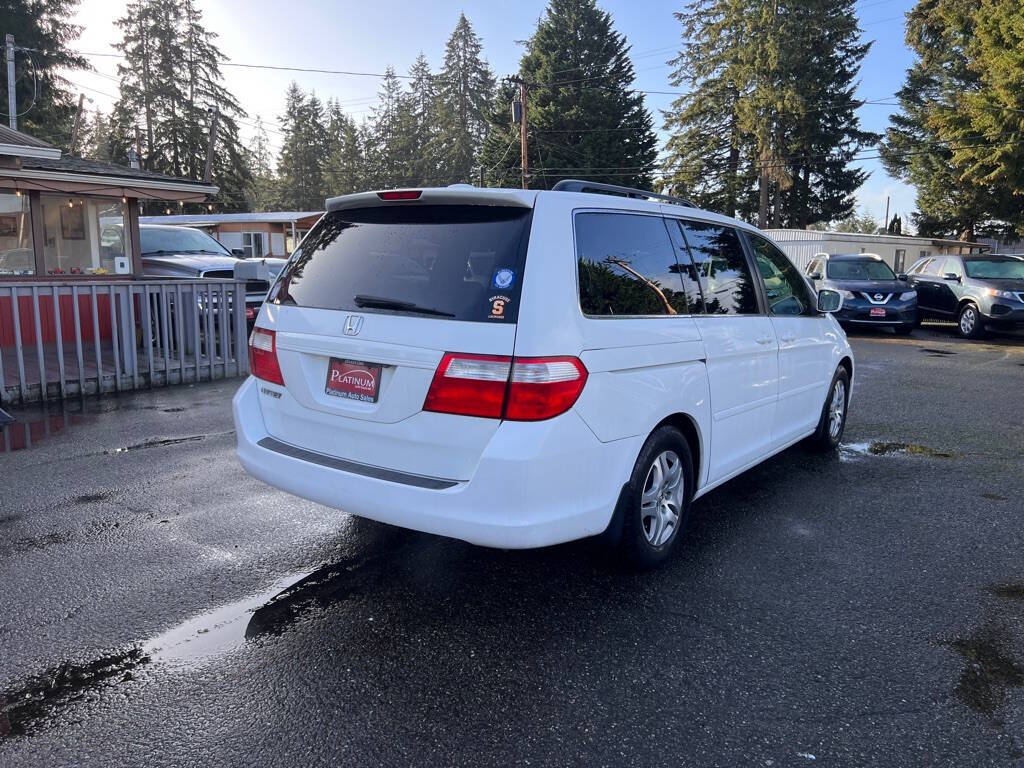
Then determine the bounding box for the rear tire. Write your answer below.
[615,426,693,569]
[808,367,850,452]
[958,303,987,339]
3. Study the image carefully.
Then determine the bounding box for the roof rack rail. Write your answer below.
[551,179,695,208]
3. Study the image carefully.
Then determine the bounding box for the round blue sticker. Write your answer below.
[492,268,516,290]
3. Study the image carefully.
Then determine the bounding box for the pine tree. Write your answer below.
[111,0,250,209]
[82,107,113,162]
[434,14,496,184]
[662,0,874,227]
[881,0,1024,238]
[0,0,88,146]
[480,0,658,190]
[245,116,277,211]
[277,83,329,209]
[406,53,440,184]
[363,67,415,188]
[323,99,364,196]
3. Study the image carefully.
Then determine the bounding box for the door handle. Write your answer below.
[780,334,797,343]
[755,335,774,345]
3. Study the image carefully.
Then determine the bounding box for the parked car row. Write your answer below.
[803,251,1024,339]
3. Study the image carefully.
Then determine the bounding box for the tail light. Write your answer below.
[423,353,587,421]
[249,327,284,385]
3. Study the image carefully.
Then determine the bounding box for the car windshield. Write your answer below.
[826,259,896,281]
[140,227,231,256]
[963,259,1024,279]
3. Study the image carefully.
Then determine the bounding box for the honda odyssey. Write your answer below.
[233,182,853,566]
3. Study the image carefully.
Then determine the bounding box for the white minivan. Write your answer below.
[233,182,852,566]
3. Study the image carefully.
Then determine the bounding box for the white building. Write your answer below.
[763,229,987,274]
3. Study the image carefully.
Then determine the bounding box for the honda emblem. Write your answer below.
[343,315,364,336]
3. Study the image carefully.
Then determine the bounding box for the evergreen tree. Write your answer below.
[1,0,89,146]
[881,0,1024,238]
[82,107,113,162]
[406,53,440,184]
[434,14,496,184]
[480,0,658,190]
[363,67,415,188]
[111,0,250,209]
[277,83,328,209]
[662,0,874,227]
[245,116,277,211]
[323,99,364,196]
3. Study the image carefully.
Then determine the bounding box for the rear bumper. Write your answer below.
[232,377,640,548]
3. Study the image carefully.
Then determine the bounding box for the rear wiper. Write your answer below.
[353,294,456,318]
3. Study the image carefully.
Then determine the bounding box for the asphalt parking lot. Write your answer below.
[1,323,1023,767]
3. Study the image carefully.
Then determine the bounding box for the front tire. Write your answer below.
[894,323,914,336]
[958,303,987,339]
[616,426,693,568]
[808,367,850,452]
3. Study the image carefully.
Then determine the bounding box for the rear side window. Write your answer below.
[271,205,531,323]
[575,212,700,316]
[677,220,759,315]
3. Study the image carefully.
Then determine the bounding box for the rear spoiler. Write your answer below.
[326,186,536,212]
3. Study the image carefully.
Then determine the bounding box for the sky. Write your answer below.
[66,0,919,227]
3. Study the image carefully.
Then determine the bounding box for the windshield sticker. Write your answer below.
[491,268,516,290]
[488,294,511,320]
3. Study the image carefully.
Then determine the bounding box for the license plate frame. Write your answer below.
[325,358,382,403]
[869,307,886,317]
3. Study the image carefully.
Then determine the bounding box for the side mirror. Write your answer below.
[817,289,843,313]
[897,273,908,281]
[943,273,961,282]
[231,248,246,258]
[808,272,822,281]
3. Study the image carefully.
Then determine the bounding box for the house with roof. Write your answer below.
[1,127,250,404]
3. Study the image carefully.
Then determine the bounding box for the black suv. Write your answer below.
[906,254,1024,338]
[805,253,918,335]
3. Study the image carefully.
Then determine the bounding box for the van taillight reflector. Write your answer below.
[377,190,422,201]
[423,353,587,421]
[249,327,284,386]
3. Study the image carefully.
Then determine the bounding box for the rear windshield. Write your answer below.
[826,259,895,281]
[271,205,531,323]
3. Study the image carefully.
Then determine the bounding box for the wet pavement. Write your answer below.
[1,323,1023,767]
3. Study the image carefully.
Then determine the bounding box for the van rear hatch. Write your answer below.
[256,196,533,482]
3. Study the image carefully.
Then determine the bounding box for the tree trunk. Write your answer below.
[798,165,811,229]
[759,169,769,228]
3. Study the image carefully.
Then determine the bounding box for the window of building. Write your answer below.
[575,212,697,316]
[40,195,128,276]
[919,250,931,259]
[241,231,265,258]
[676,220,759,315]
[746,233,814,316]
[0,190,34,276]
[894,249,906,273]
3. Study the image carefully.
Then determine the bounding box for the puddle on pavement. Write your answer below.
[982,492,1008,501]
[841,440,957,460]
[948,622,1024,721]
[142,570,313,664]
[0,648,148,739]
[0,405,91,453]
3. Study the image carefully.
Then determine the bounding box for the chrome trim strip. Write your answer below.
[256,436,458,490]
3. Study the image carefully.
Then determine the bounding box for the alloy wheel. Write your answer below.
[829,379,846,440]
[641,450,684,547]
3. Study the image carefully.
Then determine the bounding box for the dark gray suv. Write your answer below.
[906,254,1024,338]
[805,253,918,335]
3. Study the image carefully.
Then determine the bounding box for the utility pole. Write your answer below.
[69,93,86,154]
[884,195,890,231]
[203,108,219,184]
[6,34,16,131]
[509,76,529,190]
